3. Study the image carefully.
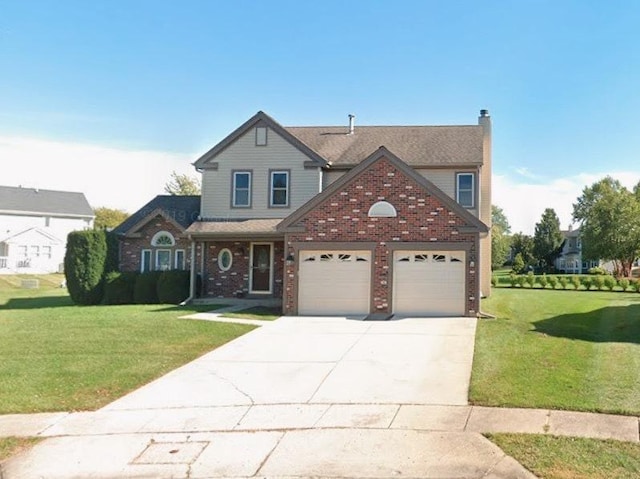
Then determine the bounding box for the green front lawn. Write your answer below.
[221,306,282,321]
[487,433,640,479]
[0,275,255,414]
[472,288,640,415]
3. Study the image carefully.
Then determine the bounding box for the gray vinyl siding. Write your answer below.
[200,128,322,219]
[417,168,479,218]
[322,170,347,188]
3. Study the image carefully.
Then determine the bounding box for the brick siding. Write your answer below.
[284,156,480,316]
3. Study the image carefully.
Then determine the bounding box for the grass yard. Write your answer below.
[487,433,640,479]
[472,288,640,415]
[0,275,255,414]
[221,306,282,321]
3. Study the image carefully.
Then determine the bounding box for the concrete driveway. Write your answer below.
[4,316,536,478]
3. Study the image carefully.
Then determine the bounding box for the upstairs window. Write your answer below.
[256,127,268,146]
[270,170,289,207]
[232,171,252,207]
[456,173,475,208]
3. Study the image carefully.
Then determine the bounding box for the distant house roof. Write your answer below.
[112,195,201,236]
[0,185,94,218]
[285,125,484,167]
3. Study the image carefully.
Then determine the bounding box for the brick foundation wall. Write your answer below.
[283,157,480,316]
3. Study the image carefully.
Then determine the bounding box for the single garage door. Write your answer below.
[298,250,371,315]
[393,251,466,316]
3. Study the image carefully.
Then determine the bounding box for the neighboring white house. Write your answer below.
[0,186,95,274]
[554,226,613,274]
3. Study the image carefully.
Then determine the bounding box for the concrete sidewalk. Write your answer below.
[2,404,638,441]
[1,315,636,478]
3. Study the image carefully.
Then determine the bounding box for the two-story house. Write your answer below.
[115,110,492,317]
[554,226,613,274]
[0,185,95,274]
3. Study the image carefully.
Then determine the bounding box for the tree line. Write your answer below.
[492,176,640,277]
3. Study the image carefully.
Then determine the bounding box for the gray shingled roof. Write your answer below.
[285,125,484,166]
[186,219,282,236]
[0,185,94,217]
[113,195,201,235]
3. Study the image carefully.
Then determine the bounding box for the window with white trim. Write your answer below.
[151,231,175,247]
[270,171,289,207]
[456,173,475,208]
[156,249,171,271]
[175,249,185,270]
[141,249,152,273]
[233,171,252,207]
[218,248,233,271]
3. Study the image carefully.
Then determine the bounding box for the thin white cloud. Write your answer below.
[513,167,542,180]
[0,136,199,213]
[494,171,640,235]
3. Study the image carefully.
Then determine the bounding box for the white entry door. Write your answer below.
[298,250,371,315]
[393,251,466,316]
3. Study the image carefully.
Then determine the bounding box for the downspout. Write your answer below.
[180,236,197,306]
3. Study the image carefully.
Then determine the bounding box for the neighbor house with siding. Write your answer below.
[0,186,94,274]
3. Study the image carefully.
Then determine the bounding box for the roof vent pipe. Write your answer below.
[348,114,355,134]
[480,109,489,117]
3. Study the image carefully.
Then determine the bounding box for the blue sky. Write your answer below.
[1,0,639,234]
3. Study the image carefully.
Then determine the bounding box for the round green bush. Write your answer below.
[619,278,630,291]
[603,275,616,291]
[64,230,107,305]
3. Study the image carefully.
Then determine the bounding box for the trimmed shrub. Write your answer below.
[525,271,536,288]
[571,276,581,290]
[547,275,558,289]
[133,271,162,304]
[491,276,497,287]
[517,275,527,288]
[631,279,640,293]
[603,275,616,291]
[512,253,525,274]
[588,266,607,275]
[104,231,120,274]
[592,275,606,291]
[581,276,593,291]
[538,274,548,289]
[619,278,630,292]
[64,230,107,305]
[103,271,137,305]
[157,270,190,304]
[509,273,518,288]
[558,276,568,289]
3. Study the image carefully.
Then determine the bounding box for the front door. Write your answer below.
[250,243,272,293]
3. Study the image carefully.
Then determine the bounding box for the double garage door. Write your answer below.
[297,249,466,316]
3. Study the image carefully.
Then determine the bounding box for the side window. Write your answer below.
[456,173,475,208]
[270,170,289,207]
[233,171,252,207]
[141,249,152,273]
[175,249,185,270]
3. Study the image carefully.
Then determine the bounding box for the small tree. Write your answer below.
[603,275,616,291]
[512,253,525,274]
[559,276,569,289]
[571,276,581,290]
[533,208,564,272]
[94,207,129,230]
[517,275,527,288]
[548,275,558,289]
[538,274,548,289]
[165,171,201,195]
[64,230,107,305]
[526,271,536,288]
[619,278,630,292]
[581,276,593,291]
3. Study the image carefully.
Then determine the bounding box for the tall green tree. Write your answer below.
[511,233,535,269]
[164,171,201,195]
[491,205,511,269]
[533,208,564,272]
[573,177,640,277]
[94,207,129,230]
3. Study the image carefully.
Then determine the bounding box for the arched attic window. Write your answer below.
[368,201,397,218]
[151,231,175,247]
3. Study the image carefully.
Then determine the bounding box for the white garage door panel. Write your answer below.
[393,251,465,316]
[298,251,371,315]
